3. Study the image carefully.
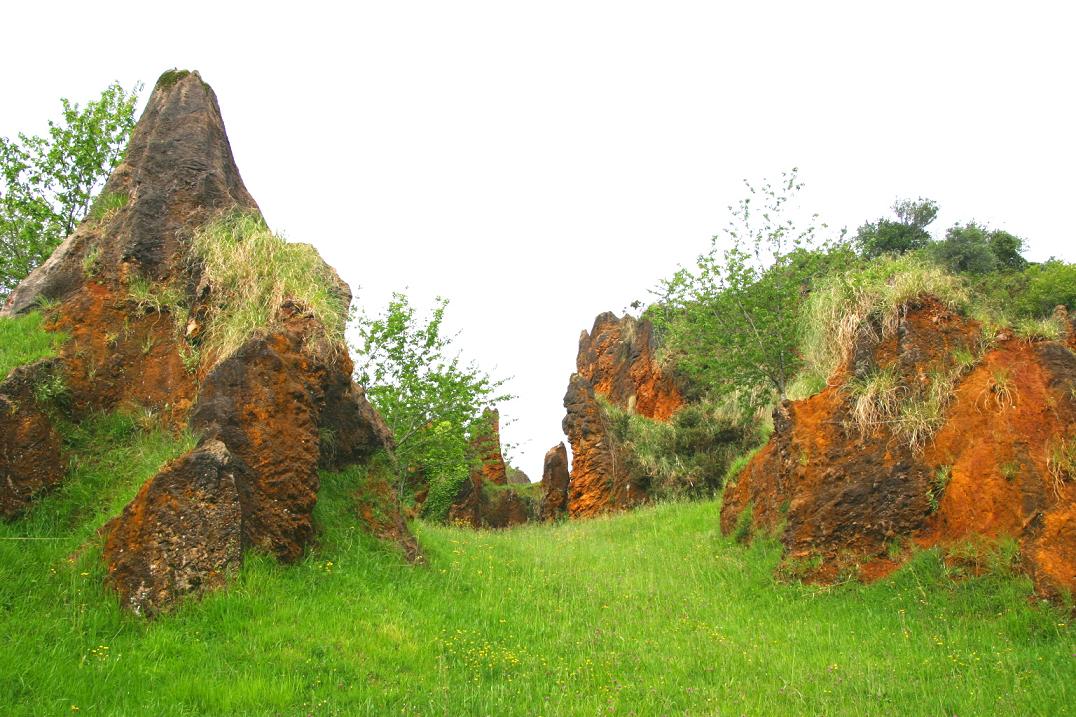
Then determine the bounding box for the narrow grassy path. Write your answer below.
[0,417,1073,716]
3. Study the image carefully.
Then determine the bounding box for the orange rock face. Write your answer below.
[721,298,1076,595]
[562,313,683,518]
[1,70,417,613]
[0,360,65,519]
[575,313,683,420]
[103,440,242,616]
[447,410,537,529]
[469,409,508,486]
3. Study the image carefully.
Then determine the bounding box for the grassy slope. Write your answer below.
[0,431,1073,716]
[0,311,66,378]
[1,311,1074,716]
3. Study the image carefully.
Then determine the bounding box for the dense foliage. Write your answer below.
[354,293,512,519]
[603,396,765,501]
[651,169,849,414]
[854,197,938,259]
[651,176,1073,421]
[0,82,139,299]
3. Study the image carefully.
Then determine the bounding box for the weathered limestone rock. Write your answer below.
[0,70,419,613]
[539,442,570,521]
[0,360,65,519]
[446,410,536,528]
[103,440,242,617]
[721,298,1076,595]
[448,475,538,529]
[469,409,508,486]
[562,313,683,517]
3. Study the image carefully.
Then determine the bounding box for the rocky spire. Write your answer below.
[2,70,257,316]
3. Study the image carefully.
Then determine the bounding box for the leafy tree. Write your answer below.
[855,197,938,258]
[653,169,847,414]
[1,82,140,300]
[353,293,513,519]
[933,222,1026,275]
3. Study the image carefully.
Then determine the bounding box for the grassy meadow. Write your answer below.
[0,410,1072,716]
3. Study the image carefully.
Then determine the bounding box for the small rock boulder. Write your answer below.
[103,439,242,617]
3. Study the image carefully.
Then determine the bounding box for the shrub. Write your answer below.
[601,396,760,501]
[1016,260,1076,317]
[192,211,348,364]
[932,223,1026,275]
[854,197,937,259]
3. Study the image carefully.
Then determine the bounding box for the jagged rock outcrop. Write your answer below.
[539,442,570,521]
[103,440,242,616]
[468,409,508,486]
[446,409,537,528]
[506,467,530,484]
[0,360,66,518]
[721,298,1076,595]
[575,312,683,420]
[561,313,683,517]
[447,476,539,529]
[0,70,419,614]
[2,71,257,317]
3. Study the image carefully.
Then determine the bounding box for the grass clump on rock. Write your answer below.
[191,210,347,365]
[799,254,969,388]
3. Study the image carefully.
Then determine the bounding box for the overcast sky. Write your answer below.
[5,2,1074,478]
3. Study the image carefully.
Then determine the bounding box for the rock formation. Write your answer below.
[561,313,683,517]
[506,466,531,485]
[0,70,419,615]
[447,476,539,529]
[0,360,66,519]
[447,409,538,528]
[468,409,508,486]
[721,297,1076,595]
[539,442,570,521]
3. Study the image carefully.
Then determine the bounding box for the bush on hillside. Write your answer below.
[602,396,762,501]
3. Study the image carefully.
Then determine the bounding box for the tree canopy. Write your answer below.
[1,82,139,300]
[652,169,849,414]
[854,197,938,259]
[353,292,513,519]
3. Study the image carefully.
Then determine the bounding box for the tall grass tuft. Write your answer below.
[1014,316,1067,343]
[844,366,904,437]
[799,255,968,390]
[191,211,348,365]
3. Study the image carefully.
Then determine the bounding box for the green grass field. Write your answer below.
[0,411,1073,716]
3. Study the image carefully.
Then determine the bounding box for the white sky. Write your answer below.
[4,2,1074,479]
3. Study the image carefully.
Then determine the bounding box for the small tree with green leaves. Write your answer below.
[933,222,1026,275]
[353,293,513,519]
[653,169,847,415]
[1,82,139,300]
[854,197,938,259]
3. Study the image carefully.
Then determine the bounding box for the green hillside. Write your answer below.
[0,398,1072,716]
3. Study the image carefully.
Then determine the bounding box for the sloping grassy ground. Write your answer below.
[0,311,67,378]
[1,311,1074,716]
[0,419,1072,717]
